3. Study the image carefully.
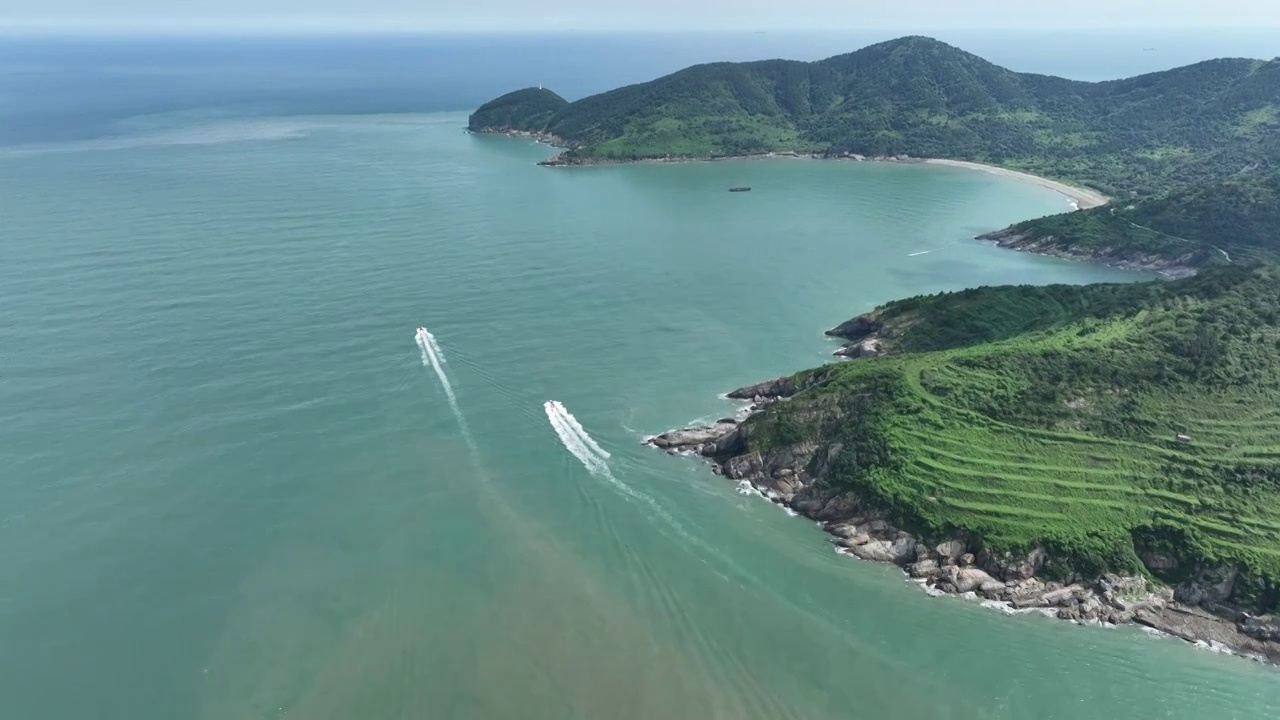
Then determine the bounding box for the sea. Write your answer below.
[2,29,1279,720]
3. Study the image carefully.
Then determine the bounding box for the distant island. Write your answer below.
[470,36,1279,271]
[473,36,1280,661]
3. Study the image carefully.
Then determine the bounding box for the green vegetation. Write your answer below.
[470,36,1280,196]
[468,87,568,133]
[994,172,1280,268]
[751,266,1280,609]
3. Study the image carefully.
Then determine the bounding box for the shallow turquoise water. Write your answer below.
[1,112,1276,719]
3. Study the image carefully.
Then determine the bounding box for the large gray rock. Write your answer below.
[850,537,918,564]
[829,523,862,539]
[649,422,736,450]
[838,533,872,549]
[859,519,892,534]
[1080,597,1105,620]
[1240,616,1280,642]
[979,579,1008,598]
[935,540,965,563]
[1042,585,1087,608]
[1175,566,1239,606]
[953,568,998,594]
[722,452,764,481]
[708,425,747,456]
[909,559,941,578]
[813,493,860,521]
[981,547,1046,581]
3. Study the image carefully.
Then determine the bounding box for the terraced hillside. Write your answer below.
[743,266,1280,610]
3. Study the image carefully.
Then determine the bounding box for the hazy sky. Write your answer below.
[4,0,1280,32]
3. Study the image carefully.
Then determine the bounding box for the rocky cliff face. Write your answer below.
[647,377,1280,663]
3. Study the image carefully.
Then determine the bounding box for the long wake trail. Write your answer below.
[543,401,609,475]
[544,400,769,593]
[548,400,609,459]
[544,401,704,542]
[907,241,956,257]
[416,327,472,445]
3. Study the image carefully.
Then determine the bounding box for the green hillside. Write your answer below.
[746,265,1280,610]
[469,37,1280,196]
[984,172,1280,269]
[469,87,569,133]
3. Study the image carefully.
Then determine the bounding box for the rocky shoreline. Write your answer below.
[977,226,1200,278]
[646,376,1280,664]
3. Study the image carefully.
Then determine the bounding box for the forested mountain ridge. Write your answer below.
[469,36,1280,196]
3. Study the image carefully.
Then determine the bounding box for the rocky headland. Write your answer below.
[978,225,1200,278]
[645,327,1280,664]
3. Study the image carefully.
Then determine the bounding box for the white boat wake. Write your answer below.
[907,242,955,257]
[548,400,610,459]
[544,400,611,475]
[416,326,471,442]
[424,328,446,364]
[544,400,667,509]
[543,399,764,584]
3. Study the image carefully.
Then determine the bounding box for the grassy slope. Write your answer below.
[991,172,1280,268]
[751,266,1280,610]
[472,37,1280,196]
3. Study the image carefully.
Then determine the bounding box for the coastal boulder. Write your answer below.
[980,547,1046,581]
[828,523,864,540]
[1240,616,1280,643]
[850,537,918,564]
[722,452,766,482]
[1041,585,1087,608]
[979,579,1009,599]
[953,568,998,594]
[909,559,941,578]
[649,422,737,450]
[935,540,966,563]
[708,425,748,457]
[814,493,860,521]
[1175,566,1240,606]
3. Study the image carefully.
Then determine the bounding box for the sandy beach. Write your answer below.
[923,159,1110,210]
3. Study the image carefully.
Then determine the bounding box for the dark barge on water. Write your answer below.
[728,186,752,192]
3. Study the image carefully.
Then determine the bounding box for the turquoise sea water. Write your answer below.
[3,110,1279,719]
